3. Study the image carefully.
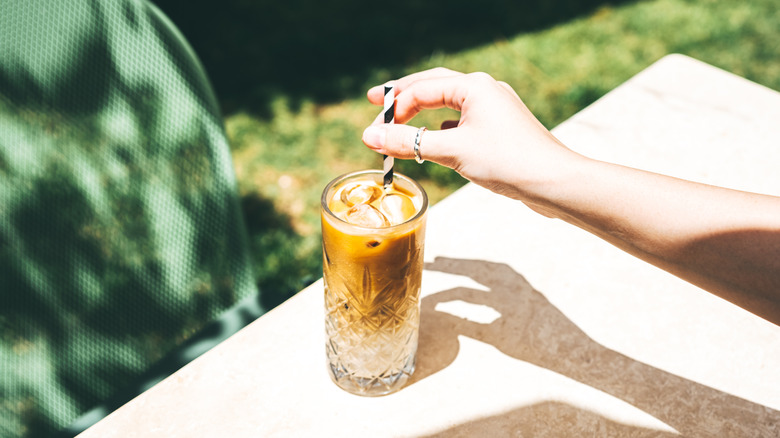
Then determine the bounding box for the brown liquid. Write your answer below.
[321,171,427,395]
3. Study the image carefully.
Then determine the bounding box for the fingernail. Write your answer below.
[369,81,394,96]
[362,126,386,150]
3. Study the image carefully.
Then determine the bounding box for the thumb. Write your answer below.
[362,124,456,166]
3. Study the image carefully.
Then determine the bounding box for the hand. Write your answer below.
[362,68,585,209]
[363,69,780,325]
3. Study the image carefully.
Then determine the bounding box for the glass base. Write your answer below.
[327,357,416,397]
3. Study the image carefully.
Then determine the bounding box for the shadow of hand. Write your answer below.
[413,257,594,382]
[411,257,779,437]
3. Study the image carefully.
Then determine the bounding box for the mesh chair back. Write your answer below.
[0,1,260,435]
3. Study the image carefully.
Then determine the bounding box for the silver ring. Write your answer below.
[413,126,427,164]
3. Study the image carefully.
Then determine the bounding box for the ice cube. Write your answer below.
[379,193,416,225]
[340,182,382,207]
[345,203,390,228]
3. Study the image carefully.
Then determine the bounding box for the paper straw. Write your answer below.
[383,84,395,188]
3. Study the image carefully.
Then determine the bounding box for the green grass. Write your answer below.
[217,0,780,307]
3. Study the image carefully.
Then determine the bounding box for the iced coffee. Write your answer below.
[321,170,428,396]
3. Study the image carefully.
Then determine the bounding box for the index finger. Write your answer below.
[391,74,477,124]
[367,67,464,105]
[368,73,476,126]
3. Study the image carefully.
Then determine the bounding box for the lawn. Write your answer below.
[157,0,780,308]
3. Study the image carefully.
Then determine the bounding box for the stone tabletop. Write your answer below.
[79,54,780,437]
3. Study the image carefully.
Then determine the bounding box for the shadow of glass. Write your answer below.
[410,257,779,436]
[151,0,639,115]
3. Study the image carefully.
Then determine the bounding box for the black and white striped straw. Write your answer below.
[382,84,395,189]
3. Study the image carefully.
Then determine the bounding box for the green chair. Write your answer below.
[0,1,265,436]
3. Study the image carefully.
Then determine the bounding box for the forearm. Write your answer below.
[538,157,780,324]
